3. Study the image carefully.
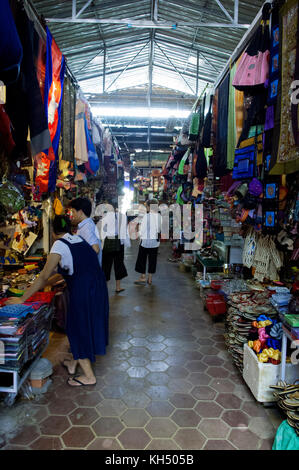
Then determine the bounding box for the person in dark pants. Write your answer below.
[101,207,129,293]
[135,199,161,286]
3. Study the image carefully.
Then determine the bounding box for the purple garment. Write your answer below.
[264,105,275,131]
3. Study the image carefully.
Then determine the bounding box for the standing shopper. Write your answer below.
[102,206,129,293]
[69,197,102,266]
[135,199,161,286]
[6,215,109,387]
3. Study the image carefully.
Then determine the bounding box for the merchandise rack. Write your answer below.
[0,305,54,406]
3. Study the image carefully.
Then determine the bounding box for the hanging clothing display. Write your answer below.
[5,2,51,167]
[270,0,299,174]
[214,72,230,177]
[0,0,23,85]
[61,75,75,163]
[74,97,88,165]
[34,27,65,194]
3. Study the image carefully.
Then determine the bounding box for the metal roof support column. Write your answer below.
[72,0,76,19]
[196,50,199,96]
[234,0,239,24]
[103,45,106,93]
[147,30,154,171]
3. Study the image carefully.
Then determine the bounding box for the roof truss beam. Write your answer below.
[46,17,249,29]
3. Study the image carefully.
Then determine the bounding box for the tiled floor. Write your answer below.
[0,242,284,450]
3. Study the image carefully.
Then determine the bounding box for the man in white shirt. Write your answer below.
[69,197,102,266]
[135,199,161,286]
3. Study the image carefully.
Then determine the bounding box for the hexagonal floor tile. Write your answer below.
[127,367,149,378]
[228,428,260,450]
[101,385,126,399]
[171,410,201,427]
[167,379,193,393]
[188,372,212,386]
[122,392,151,408]
[121,409,150,427]
[169,393,196,409]
[74,391,102,407]
[195,401,223,418]
[167,366,189,378]
[146,362,169,372]
[216,393,242,410]
[48,398,77,416]
[9,425,40,446]
[203,356,224,367]
[87,438,122,450]
[199,346,219,355]
[96,399,127,417]
[39,415,71,436]
[222,410,250,428]
[69,407,99,426]
[128,357,149,367]
[198,418,230,439]
[248,417,276,440]
[203,440,237,450]
[145,418,178,438]
[118,428,151,450]
[146,401,175,418]
[146,372,170,385]
[145,385,171,401]
[146,439,180,450]
[92,417,124,437]
[191,386,217,401]
[174,429,206,450]
[62,426,95,448]
[148,351,168,361]
[30,436,63,450]
[210,378,235,394]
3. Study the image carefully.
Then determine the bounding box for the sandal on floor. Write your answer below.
[67,376,96,387]
[134,281,146,285]
[115,289,125,293]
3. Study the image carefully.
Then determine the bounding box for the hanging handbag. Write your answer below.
[202,94,214,148]
[188,97,201,141]
[232,127,263,180]
[232,3,271,92]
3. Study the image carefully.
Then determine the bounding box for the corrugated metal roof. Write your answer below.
[30,0,265,94]
[29,0,266,164]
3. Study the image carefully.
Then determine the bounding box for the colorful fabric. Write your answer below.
[34,28,65,193]
[74,98,88,165]
[271,0,299,174]
[227,63,237,170]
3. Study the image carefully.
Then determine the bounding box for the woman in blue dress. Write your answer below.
[6,215,109,387]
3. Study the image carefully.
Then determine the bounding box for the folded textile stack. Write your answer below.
[270,382,299,437]
[269,287,292,314]
[247,317,283,364]
[224,291,278,372]
[0,302,53,371]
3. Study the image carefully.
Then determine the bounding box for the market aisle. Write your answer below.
[0,242,284,450]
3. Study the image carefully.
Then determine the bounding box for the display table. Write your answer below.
[196,254,224,281]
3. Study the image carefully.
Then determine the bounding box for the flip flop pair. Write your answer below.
[67,376,97,387]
